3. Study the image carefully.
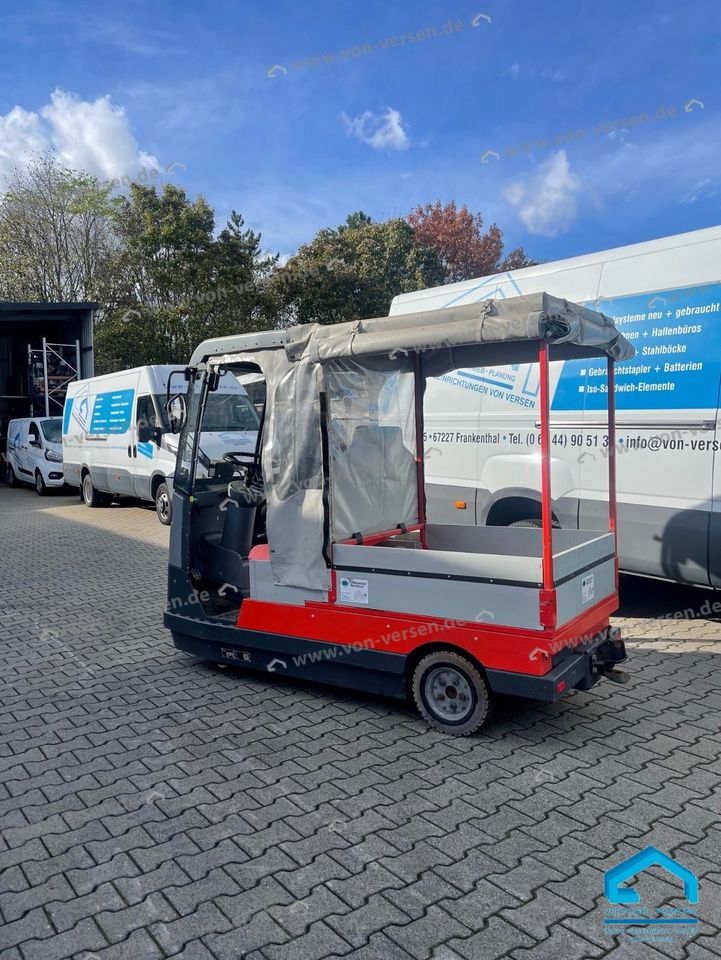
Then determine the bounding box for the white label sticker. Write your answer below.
[339,576,369,605]
[582,574,595,604]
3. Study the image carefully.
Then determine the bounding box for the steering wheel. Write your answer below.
[223,451,260,466]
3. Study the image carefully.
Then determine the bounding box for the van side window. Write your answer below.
[28,422,40,445]
[136,395,159,430]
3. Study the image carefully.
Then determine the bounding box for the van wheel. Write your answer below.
[509,518,561,528]
[35,471,47,496]
[82,474,110,508]
[7,465,17,487]
[412,650,491,736]
[155,482,172,525]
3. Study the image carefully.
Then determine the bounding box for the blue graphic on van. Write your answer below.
[563,282,721,411]
[442,271,523,308]
[88,389,134,435]
[442,282,721,414]
[137,441,154,459]
[62,397,74,435]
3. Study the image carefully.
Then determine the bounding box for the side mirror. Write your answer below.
[167,394,187,434]
[137,424,152,443]
[29,438,41,448]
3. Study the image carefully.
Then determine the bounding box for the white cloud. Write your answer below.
[0,89,159,187]
[341,107,410,151]
[503,150,585,236]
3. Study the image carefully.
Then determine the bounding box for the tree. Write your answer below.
[407,201,537,283]
[94,186,277,371]
[269,212,446,326]
[0,154,118,301]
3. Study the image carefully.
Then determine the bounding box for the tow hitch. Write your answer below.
[593,627,629,683]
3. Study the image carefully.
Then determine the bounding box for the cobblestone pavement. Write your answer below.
[1,486,720,960]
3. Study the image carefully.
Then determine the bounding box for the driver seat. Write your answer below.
[199,479,261,596]
[221,480,259,556]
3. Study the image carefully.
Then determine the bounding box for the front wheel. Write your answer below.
[7,464,17,487]
[155,482,172,525]
[412,650,491,736]
[35,471,47,496]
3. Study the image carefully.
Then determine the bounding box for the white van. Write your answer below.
[389,224,721,588]
[63,365,258,524]
[6,417,65,494]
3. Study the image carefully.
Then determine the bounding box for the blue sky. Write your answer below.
[1,0,719,266]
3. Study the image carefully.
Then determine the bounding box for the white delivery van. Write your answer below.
[390,224,721,588]
[63,365,259,525]
[6,417,65,494]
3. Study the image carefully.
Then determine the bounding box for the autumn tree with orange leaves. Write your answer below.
[407,201,537,283]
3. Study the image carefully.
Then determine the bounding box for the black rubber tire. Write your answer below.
[509,518,561,529]
[412,650,491,736]
[82,473,110,508]
[35,471,47,496]
[7,464,17,487]
[155,482,172,526]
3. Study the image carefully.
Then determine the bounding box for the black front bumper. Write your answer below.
[485,627,627,702]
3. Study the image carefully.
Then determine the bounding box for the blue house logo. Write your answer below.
[605,846,698,905]
[603,846,699,941]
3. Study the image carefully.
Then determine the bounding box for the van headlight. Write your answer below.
[45,450,63,462]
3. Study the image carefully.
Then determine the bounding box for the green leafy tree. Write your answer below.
[269,212,446,326]
[95,186,277,371]
[0,154,118,301]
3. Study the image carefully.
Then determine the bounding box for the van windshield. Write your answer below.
[41,420,62,443]
[201,392,260,432]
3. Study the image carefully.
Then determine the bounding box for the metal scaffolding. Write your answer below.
[27,338,81,417]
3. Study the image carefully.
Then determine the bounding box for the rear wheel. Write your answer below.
[7,464,17,487]
[412,650,491,736]
[155,482,172,525]
[35,471,47,496]
[509,518,561,529]
[82,473,110,508]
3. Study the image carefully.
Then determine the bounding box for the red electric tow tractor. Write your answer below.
[164,292,632,734]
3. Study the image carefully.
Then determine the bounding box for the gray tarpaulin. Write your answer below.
[325,357,418,542]
[283,292,635,366]
[200,293,634,591]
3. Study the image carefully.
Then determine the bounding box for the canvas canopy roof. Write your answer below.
[189,293,634,593]
[191,291,635,368]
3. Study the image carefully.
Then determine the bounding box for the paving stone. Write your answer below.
[2,494,721,960]
[46,879,125,933]
[446,916,535,960]
[20,917,108,960]
[263,920,353,960]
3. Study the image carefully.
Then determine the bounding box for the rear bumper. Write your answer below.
[485,627,627,702]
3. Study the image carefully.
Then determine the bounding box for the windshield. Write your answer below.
[41,420,62,443]
[201,391,260,432]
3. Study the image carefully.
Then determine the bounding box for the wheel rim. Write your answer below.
[157,490,170,521]
[83,477,92,503]
[423,666,475,723]
[36,474,43,492]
